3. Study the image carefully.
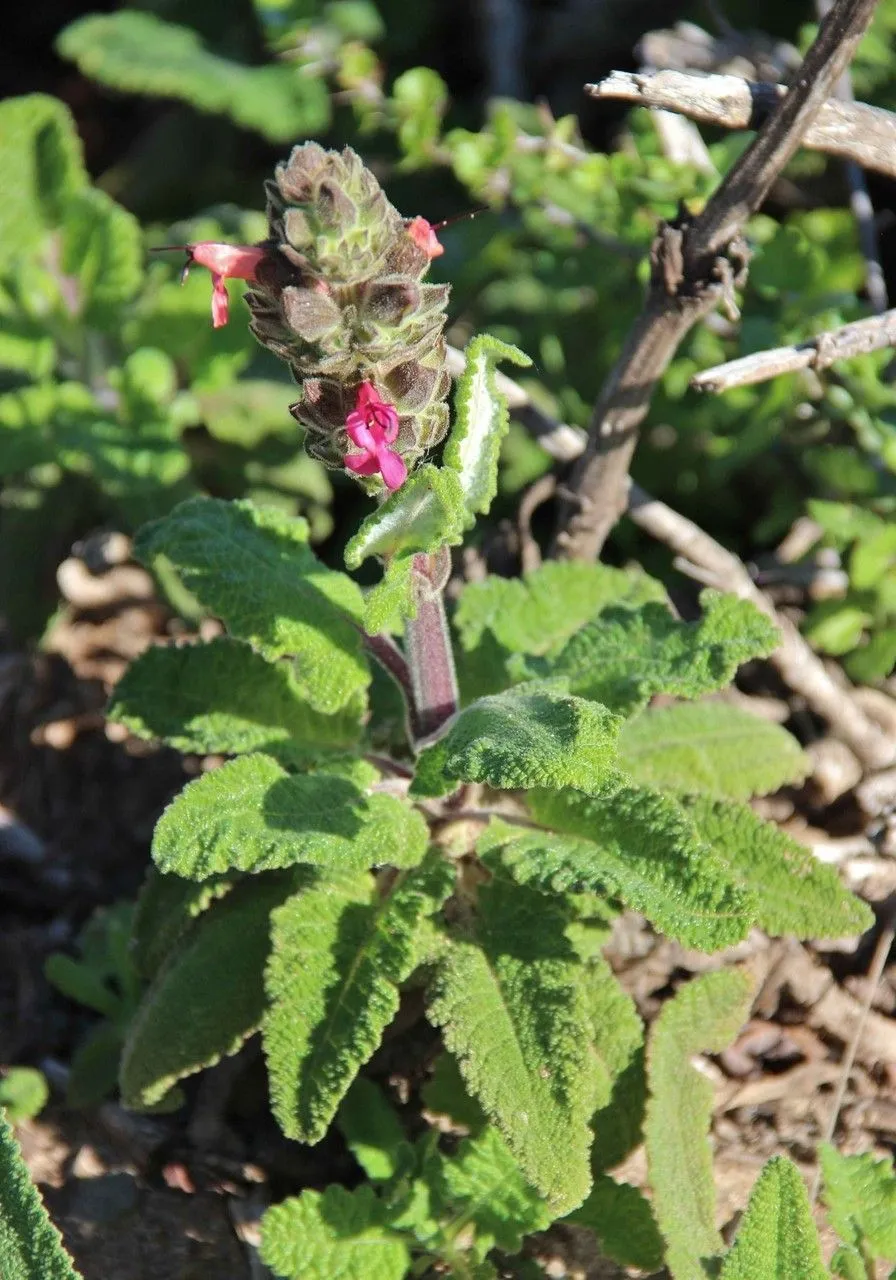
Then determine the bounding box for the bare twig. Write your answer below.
[627,483,895,769]
[554,0,881,563]
[586,68,896,182]
[444,343,896,767]
[810,904,896,1205]
[691,306,896,393]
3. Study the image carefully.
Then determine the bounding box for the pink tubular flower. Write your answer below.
[343,383,407,491]
[182,242,266,328]
[406,216,445,260]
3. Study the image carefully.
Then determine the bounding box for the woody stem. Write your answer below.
[404,549,459,745]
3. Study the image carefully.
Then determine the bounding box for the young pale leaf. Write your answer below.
[411,686,622,798]
[363,555,416,634]
[830,1245,868,1280]
[134,498,368,713]
[0,95,86,266]
[719,1157,826,1280]
[564,1174,664,1271]
[821,1142,896,1260]
[153,753,428,879]
[61,186,143,323]
[517,593,780,715]
[683,796,873,939]
[109,637,362,758]
[0,1069,48,1124]
[619,701,809,800]
[645,969,754,1280]
[0,1112,81,1280]
[526,782,754,951]
[57,12,329,143]
[264,855,454,1142]
[344,465,465,569]
[455,561,667,658]
[337,1078,414,1183]
[260,1185,409,1280]
[443,333,531,524]
[426,1125,552,1257]
[130,867,235,979]
[120,871,304,1108]
[427,875,593,1214]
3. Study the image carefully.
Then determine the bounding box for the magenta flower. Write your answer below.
[406,216,445,260]
[343,383,407,491]
[180,242,266,328]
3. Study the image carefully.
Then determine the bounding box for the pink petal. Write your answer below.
[344,452,380,476]
[210,277,229,328]
[346,419,376,451]
[407,217,444,260]
[378,448,407,491]
[190,242,265,281]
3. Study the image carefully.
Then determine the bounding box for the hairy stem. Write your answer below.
[404,549,459,745]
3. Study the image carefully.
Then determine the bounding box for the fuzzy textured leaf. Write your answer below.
[455,561,667,657]
[427,875,593,1213]
[61,186,143,323]
[337,1079,414,1183]
[411,685,622,798]
[153,753,429,879]
[0,94,86,266]
[134,498,368,712]
[821,1143,896,1259]
[518,593,779,715]
[645,969,754,1280]
[130,867,235,979]
[565,1175,664,1271]
[683,796,872,939]
[264,855,453,1141]
[110,637,362,758]
[619,702,809,799]
[57,12,329,142]
[719,1157,826,1280]
[577,954,644,1118]
[120,871,303,1108]
[443,333,531,524]
[344,465,465,569]
[363,555,415,633]
[0,1113,81,1280]
[261,1184,409,1280]
[526,783,753,950]
[426,1125,552,1256]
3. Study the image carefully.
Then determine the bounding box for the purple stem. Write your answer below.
[403,550,459,744]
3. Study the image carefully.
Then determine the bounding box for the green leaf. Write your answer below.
[564,1175,664,1271]
[443,333,531,525]
[645,970,754,1280]
[831,1245,868,1280]
[577,954,644,1118]
[0,1071,48,1124]
[619,701,809,799]
[0,383,98,478]
[0,1111,82,1280]
[57,12,329,143]
[590,1047,648,1174]
[526,783,753,950]
[0,94,86,267]
[850,525,896,591]
[260,1184,409,1280]
[683,796,873,939]
[134,498,368,713]
[120,871,303,1108]
[427,875,593,1214]
[130,866,236,980]
[421,1053,487,1134]
[60,187,143,324]
[821,1142,896,1260]
[426,1125,552,1256]
[518,593,780,715]
[264,855,453,1142]
[153,753,429,879]
[363,555,416,633]
[411,686,622,798]
[344,465,465,569]
[109,637,362,758]
[337,1078,414,1183]
[719,1157,826,1280]
[393,67,448,165]
[455,561,667,658]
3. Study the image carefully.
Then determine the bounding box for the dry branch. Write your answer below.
[552,0,882,562]
[691,306,896,393]
[586,68,896,182]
